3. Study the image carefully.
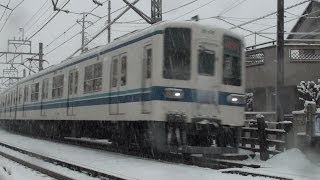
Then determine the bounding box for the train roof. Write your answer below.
[1,21,243,93]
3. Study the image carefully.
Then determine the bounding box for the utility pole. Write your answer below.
[151,0,162,22]
[108,0,111,43]
[39,43,43,71]
[276,0,284,122]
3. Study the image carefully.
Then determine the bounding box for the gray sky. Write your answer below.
[0,0,309,76]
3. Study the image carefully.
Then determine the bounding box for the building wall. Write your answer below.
[246,44,320,113]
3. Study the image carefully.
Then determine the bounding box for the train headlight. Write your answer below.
[165,88,184,99]
[227,94,245,105]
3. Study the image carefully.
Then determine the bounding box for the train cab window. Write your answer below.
[121,56,127,86]
[52,75,64,99]
[42,79,49,99]
[18,87,23,104]
[84,62,102,93]
[24,85,29,102]
[31,83,40,102]
[111,59,118,88]
[163,28,191,80]
[198,47,215,76]
[223,35,242,86]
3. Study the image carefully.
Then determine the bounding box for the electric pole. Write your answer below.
[108,0,111,43]
[276,0,284,122]
[39,43,43,71]
[151,0,162,22]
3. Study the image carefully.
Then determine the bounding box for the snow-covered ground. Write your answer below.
[0,155,53,180]
[0,128,319,180]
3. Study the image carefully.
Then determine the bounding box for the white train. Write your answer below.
[0,22,245,154]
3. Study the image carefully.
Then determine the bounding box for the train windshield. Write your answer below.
[223,35,242,86]
[198,44,215,76]
[163,28,191,80]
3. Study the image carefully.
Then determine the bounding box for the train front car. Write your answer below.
[150,22,245,155]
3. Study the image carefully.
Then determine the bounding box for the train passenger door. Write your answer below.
[109,56,119,115]
[109,54,127,115]
[196,42,219,116]
[67,70,78,115]
[141,45,152,113]
[41,79,49,116]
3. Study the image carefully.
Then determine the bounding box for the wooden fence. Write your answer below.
[240,113,293,160]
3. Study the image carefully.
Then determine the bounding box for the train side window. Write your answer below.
[24,85,29,102]
[42,78,49,99]
[198,48,215,76]
[13,90,17,105]
[18,87,23,104]
[146,48,152,79]
[52,75,64,99]
[121,56,127,86]
[31,83,40,102]
[111,59,118,87]
[84,62,102,93]
[69,70,79,95]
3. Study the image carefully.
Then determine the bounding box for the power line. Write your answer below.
[230,0,311,30]
[23,0,49,29]
[0,0,25,32]
[217,0,248,17]
[0,0,11,22]
[45,4,131,56]
[27,0,71,40]
[163,0,199,14]
[244,8,320,38]
[25,8,54,37]
[172,0,217,20]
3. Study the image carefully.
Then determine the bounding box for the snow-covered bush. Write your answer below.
[297,80,320,108]
[245,92,254,111]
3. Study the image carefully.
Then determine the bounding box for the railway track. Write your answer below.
[0,141,134,180]
[0,131,298,180]
[62,136,260,170]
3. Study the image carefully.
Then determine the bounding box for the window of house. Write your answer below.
[121,56,127,86]
[52,75,64,99]
[84,62,102,93]
[31,83,39,102]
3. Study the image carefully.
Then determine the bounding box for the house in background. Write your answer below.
[246,1,320,114]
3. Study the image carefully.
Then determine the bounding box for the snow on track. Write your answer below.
[0,155,53,180]
[0,129,274,180]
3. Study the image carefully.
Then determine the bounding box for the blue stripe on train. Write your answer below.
[2,86,245,112]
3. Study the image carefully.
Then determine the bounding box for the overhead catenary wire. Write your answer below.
[45,3,134,56]
[45,0,108,49]
[0,0,11,22]
[217,0,248,17]
[27,0,71,40]
[23,0,49,29]
[244,8,320,38]
[172,0,218,20]
[230,0,311,30]
[0,0,25,32]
